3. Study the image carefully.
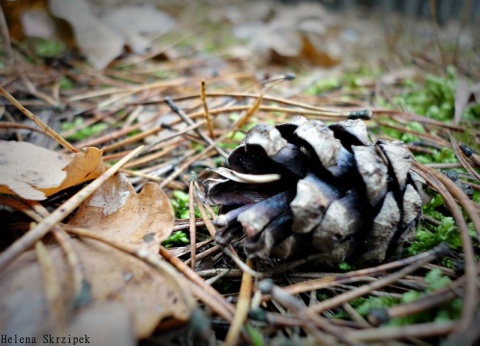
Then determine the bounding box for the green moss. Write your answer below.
[59,76,74,90]
[415,147,458,165]
[61,118,108,141]
[245,325,264,346]
[218,131,245,150]
[162,231,189,248]
[305,77,340,95]
[27,37,67,58]
[346,269,461,326]
[338,262,355,272]
[351,296,400,317]
[171,190,202,219]
[387,268,461,326]
[392,66,470,122]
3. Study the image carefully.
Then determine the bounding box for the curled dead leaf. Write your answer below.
[0,239,190,339]
[0,141,106,200]
[68,173,174,255]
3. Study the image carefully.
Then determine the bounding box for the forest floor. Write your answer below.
[0,1,479,345]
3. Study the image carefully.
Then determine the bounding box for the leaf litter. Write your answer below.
[0,1,479,345]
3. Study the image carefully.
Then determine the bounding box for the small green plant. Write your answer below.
[61,118,108,141]
[338,262,355,272]
[408,194,462,258]
[59,76,74,90]
[171,190,190,219]
[171,190,202,219]
[162,231,189,248]
[27,37,67,59]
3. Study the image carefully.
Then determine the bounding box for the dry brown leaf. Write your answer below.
[0,174,189,339]
[68,173,174,254]
[48,0,124,69]
[0,239,190,339]
[0,141,106,200]
[67,302,135,346]
[237,2,341,66]
[102,5,177,54]
[47,1,177,68]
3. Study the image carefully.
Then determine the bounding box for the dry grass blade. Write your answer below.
[0,146,144,271]
[224,258,253,346]
[282,243,448,296]
[155,92,369,118]
[234,91,264,130]
[259,280,363,345]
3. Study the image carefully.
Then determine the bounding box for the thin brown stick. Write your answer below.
[0,86,78,153]
[345,322,455,341]
[184,244,221,266]
[188,179,197,270]
[0,122,47,134]
[283,243,449,296]
[450,133,480,181]
[140,92,366,117]
[159,131,230,188]
[200,80,215,138]
[26,201,86,303]
[259,280,362,346]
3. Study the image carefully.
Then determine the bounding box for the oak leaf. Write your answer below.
[0,141,106,200]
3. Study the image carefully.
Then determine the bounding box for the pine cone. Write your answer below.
[204,116,424,266]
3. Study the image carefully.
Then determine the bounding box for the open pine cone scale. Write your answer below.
[204,116,423,266]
